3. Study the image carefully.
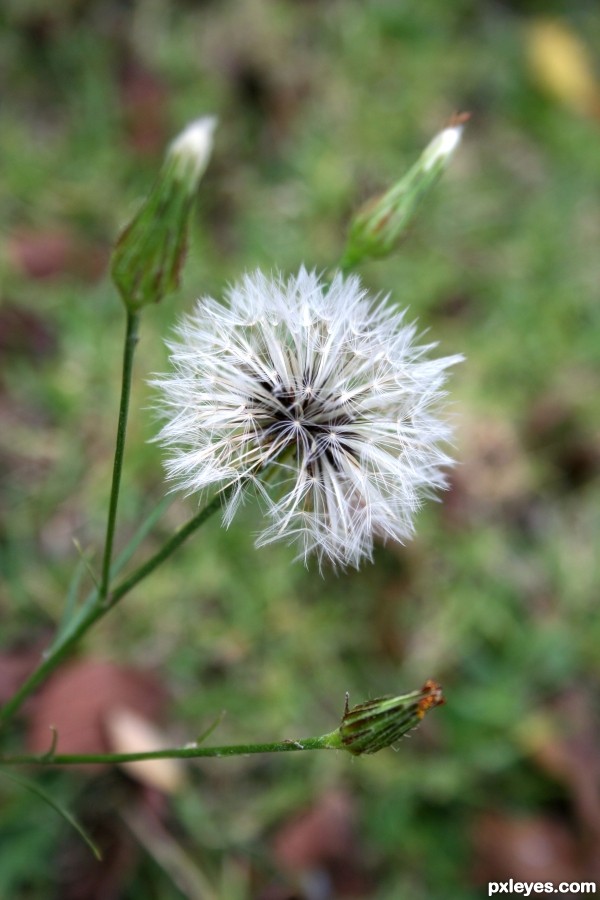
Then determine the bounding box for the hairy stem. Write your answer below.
[0,731,341,766]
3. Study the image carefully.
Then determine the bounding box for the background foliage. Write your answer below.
[1,0,599,897]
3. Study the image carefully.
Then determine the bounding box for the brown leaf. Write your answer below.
[525,394,600,491]
[8,229,108,282]
[118,60,169,157]
[26,660,168,773]
[271,790,371,897]
[519,690,600,843]
[0,394,64,522]
[0,645,47,704]
[444,416,533,529]
[54,772,143,900]
[273,790,356,870]
[472,812,583,886]
[0,303,58,361]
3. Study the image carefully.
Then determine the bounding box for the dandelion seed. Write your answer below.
[153,268,462,568]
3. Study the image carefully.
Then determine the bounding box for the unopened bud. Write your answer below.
[169,117,218,188]
[337,679,444,756]
[341,115,467,270]
[111,116,217,311]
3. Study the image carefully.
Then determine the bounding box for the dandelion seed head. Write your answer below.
[153,268,462,569]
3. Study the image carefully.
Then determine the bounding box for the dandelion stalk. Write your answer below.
[0,489,232,730]
[99,309,140,601]
[0,117,218,731]
[108,485,236,604]
[0,304,144,730]
[0,682,444,766]
[0,735,339,767]
[0,310,141,727]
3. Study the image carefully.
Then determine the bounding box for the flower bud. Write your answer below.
[341,115,467,270]
[111,116,217,311]
[337,679,444,756]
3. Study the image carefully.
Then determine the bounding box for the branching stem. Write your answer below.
[0,490,231,730]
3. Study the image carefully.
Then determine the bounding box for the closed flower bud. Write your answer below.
[341,115,467,270]
[111,116,217,311]
[337,680,445,755]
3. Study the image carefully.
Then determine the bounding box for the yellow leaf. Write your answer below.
[526,18,600,118]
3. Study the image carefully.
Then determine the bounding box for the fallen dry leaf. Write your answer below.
[525,394,600,492]
[517,690,600,846]
[26,659,168,773]
[526,18,600,120]
[118,59,169,157]
[0,645,47,704]
[7,229,108,282]
[57,805,138,900]
[104,707,185,793]
[0,302,58,361]
[271,789,371,897]
[472,812,583,886]
[444,415,533,528]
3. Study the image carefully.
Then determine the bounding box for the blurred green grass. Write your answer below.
[1,1,599,898]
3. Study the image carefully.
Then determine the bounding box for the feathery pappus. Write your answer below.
[153,268,462,568]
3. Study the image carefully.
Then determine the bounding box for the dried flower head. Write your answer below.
[153,268,461,568]
[338,680,445,755]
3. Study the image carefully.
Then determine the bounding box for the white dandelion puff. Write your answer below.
[152,268,462,569]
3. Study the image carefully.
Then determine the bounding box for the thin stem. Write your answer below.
[0,732,341,766]
[0,489,231,730]
[48,494,174,656]
[99,309,140,601]
[109,486,233,606]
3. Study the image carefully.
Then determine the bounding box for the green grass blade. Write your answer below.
[0,769,102,861]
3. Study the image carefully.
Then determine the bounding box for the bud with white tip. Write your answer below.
[111,116,217,311]
[421,122,464,172]
[341,114,467,270]
[169,116,218,189]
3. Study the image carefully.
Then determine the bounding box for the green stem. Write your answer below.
[99,309,140,601]
[48,494,174,655]
[0,731,341,767]
[109,486,233,606]
[0,489,232,730]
